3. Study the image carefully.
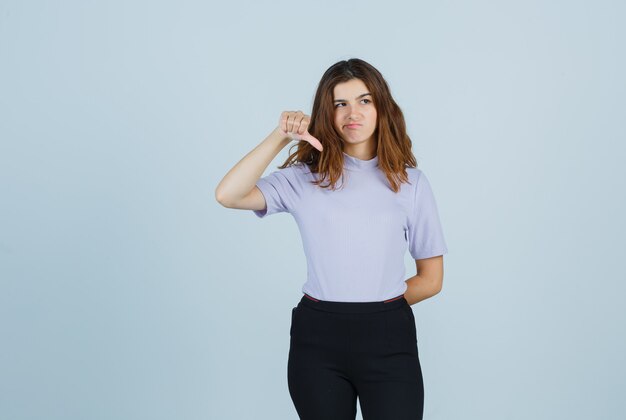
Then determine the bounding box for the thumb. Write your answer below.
[300,131,324,152]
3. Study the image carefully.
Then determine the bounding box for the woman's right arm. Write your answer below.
[215,111,323,211]
[215,126,291,211]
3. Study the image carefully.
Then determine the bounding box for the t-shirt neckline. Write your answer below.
[342,151,379,171]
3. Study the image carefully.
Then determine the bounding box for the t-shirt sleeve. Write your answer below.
[407,170,449,259]
[252,165,301,218]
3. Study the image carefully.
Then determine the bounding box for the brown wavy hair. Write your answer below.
[278,58,418,193]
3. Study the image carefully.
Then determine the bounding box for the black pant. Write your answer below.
[288,293,424,420]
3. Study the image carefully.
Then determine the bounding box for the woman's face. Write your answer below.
[333,78,377,149]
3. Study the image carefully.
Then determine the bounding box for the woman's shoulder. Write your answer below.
[286,161,316,177]
[267,162,315,183]
[269,161,307,174]
[404,165,425,183]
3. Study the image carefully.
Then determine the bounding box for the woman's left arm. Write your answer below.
[403,255,444,305]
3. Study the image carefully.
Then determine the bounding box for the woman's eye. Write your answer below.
[335,99,371,108]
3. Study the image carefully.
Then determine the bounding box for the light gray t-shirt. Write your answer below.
[253,151,448,302]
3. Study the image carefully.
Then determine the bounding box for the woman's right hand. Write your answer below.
[278,111,323,152]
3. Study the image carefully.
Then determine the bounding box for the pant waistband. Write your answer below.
[299,293,407,314]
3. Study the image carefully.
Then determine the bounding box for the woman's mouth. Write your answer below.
[346,124,361,129]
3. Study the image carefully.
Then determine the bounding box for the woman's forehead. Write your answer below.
[333,79,370,99]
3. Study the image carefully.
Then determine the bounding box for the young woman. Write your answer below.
[216,58,448,420]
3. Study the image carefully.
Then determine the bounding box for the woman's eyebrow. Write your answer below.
[333,93,372,103]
